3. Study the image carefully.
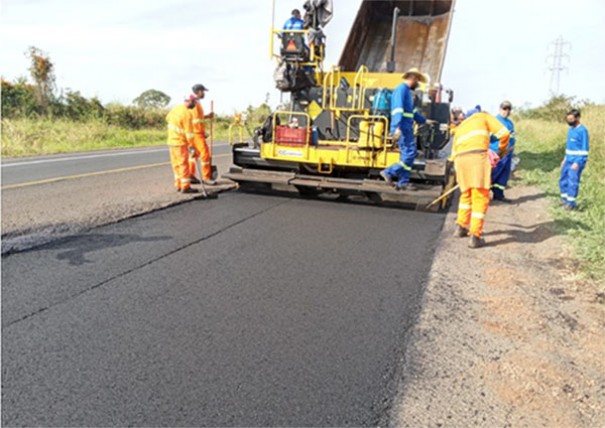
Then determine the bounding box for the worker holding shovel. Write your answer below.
[189,83,216,185]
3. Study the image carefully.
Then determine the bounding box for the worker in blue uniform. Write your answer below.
[559,109,589,210]
[283,9,304,29]
[380,68,435,190]
[489,101,516,202]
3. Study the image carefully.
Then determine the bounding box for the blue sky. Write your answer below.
[1,0,604,114]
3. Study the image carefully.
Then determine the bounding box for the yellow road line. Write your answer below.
[2,154,231,190]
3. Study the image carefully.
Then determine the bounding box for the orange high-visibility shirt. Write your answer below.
[190,103,206,145]
[452,112,510,157]
[166,104,195,147]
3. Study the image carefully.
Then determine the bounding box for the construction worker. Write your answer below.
[166,96,198,193]
[489,101,516,202]
[283,9,304,30]
[380,68,435,190]
[450,107,465,127]
[189,83,215,185]
[452,110,510,248]
[559,109,589,210]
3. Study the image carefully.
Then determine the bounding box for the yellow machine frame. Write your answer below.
[256,44,431,173]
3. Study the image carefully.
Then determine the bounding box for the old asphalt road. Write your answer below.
[1,143,232,187]
[2,161,446,426]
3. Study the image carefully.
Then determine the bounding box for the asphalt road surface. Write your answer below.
[1,143,232,187]
[2,190,445,426]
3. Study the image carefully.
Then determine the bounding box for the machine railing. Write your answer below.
[321,65,370,113]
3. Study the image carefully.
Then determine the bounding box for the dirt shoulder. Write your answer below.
[392,185,605,427]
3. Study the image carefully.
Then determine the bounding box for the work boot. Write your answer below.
[189,176,201,184]
[494,196,512,204]
[379,171,393,185]
[454,224,469,238]
[180,187,199,194]
[397,183,417,191]
[468,234,486,249]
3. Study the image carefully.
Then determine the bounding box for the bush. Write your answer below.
[103,103,167,129]
[54,89,105,121]
[518,95,593,122]
[1,78,41,117]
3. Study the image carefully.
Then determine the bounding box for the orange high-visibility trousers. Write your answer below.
[456,187,490,237]
[188,138,212,181]
[169,145,191,191]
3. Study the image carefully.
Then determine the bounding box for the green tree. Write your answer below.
[26,46,56,113]
[132,89,171,109]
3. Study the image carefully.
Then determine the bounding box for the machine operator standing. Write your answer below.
[380,68,435,190]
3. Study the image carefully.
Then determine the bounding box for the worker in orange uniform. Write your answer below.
[189,83,215,185]
[166,95,198,193]
[451,107,510,248]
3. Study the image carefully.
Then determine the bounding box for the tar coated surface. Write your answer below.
[2,192,445,427]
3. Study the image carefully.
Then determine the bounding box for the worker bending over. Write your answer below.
[380,68,435,190]
[452,110,510,248]
[166,96,197,193]
[189,83,215,185]
[489,101,516,202]
[559,109,589,210]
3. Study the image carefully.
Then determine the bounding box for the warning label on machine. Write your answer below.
[277,149,304,158]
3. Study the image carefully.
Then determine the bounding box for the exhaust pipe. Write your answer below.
[386,7,400,73]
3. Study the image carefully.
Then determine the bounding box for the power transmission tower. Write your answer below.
[546,36,571,95]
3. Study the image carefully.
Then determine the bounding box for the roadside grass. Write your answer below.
[1,118,234,158]
[515,105,604,284]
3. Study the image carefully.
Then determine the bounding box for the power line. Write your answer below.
[546,36,571,95]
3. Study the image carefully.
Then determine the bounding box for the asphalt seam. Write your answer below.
[2,197,291,329]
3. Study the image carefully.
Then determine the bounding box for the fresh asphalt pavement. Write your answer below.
[2,190,446,426]
[1,143,231,187]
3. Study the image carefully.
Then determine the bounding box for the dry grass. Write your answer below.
[1,118,234,158]
[1,118,165,157]
[515,104,604,283]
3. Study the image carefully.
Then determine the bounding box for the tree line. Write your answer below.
[1,47,172,129]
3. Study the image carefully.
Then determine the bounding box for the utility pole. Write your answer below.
[546,36,571,95]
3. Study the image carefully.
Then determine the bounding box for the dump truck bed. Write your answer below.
[339,0,455,82]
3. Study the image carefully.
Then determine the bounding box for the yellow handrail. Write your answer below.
[228,124,244,146]
[352,65,368,110]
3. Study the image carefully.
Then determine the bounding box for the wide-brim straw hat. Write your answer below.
[402,67,428,83]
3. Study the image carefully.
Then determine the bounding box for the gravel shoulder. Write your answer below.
[392,185,605,427]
